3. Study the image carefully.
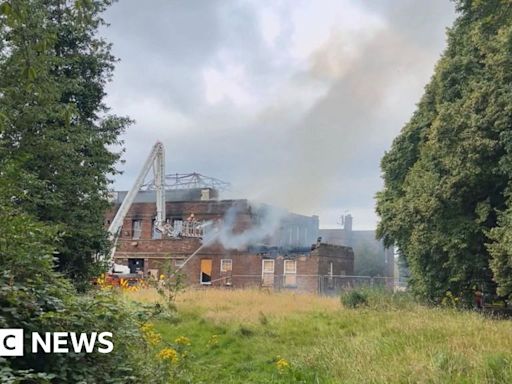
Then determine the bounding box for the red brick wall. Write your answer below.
[314,243,354,276]
[109,200,354,293]
[114,246,353,294]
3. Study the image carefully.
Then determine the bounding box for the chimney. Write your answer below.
[344,214,353,232]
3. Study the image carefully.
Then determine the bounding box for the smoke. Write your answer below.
[227,1,455,229]
[204,202,287,250]
[107,0,455,229]
[247,25,445,216]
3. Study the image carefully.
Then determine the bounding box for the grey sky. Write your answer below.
[103,0,456,230]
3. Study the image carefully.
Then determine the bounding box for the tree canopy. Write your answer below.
[376,0,512,302]
[0,1,178,382]
[0,0,131,286]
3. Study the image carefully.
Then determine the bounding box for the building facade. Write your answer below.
[319,214,394,279]
[106,189,354,293]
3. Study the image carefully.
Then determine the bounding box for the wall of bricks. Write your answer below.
[114,246,354,294]
[108,199,354,293]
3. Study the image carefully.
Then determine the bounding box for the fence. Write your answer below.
[193,274,400,295]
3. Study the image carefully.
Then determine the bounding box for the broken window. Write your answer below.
[220,259,232,272]
[200,259,212,285]
[128,258,144,274]
[262,259,274,287]
[284,259,297,287]
[151,219,162,239]
[167,217,183,236]
[132,220,142,240]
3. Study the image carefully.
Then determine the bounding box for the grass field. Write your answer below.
[126,288,512,383]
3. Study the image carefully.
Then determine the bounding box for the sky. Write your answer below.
[102,0,456,230]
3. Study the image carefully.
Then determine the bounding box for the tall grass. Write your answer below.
[126,288,512,383]
[340,286,417,310]
[125,287,340,324]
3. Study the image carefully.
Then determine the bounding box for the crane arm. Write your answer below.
[107,141,165,248]
[105,141,203,270]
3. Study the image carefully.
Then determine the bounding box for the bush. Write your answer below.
[340,287,417,310]
[341,290,368,308]
[0,208,173,383]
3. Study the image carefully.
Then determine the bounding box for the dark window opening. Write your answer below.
[128,258,144,274]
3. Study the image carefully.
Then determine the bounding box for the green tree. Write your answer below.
[0,0,131,287]
[376,0,512,303]
[0,2,176,382]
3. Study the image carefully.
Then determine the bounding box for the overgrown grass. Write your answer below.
[125,288,512,383]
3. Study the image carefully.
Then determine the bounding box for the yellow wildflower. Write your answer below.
[141,323,162,346]
[207,334,219,347]
[95,274,112,290]
[174,336,191,346]
[141,323,153,332]
[158,347,179,363]
[276,357,290,372]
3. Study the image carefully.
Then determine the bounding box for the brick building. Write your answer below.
[319,214,394,279]
[106,188,354,293]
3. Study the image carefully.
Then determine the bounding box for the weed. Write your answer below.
[341,290,368,308]
[126,288,512,383]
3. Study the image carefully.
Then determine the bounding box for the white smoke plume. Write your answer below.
[203,202,287,250]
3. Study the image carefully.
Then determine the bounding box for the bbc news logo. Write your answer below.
[0,330,23,356]
[0,329,113,356]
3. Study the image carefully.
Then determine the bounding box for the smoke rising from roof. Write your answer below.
[104,0,456,230]
[204,202,287,250]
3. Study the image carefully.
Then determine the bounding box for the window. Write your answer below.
[262,259,274,287]
[284,259,297,274]
[263,259,274,273]
[128,258,144,274]
[132,220,142,239]
[200,259,212,284]
[284,260,297,287]
[220,259,232,272]
[175,259,185,268]
[152,220,162,239]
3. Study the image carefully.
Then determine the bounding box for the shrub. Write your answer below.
[340,287,417,310]
[0,207,173,383]
[341,290,368,308]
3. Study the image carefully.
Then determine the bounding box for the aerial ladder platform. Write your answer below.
[104,141,203,274]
